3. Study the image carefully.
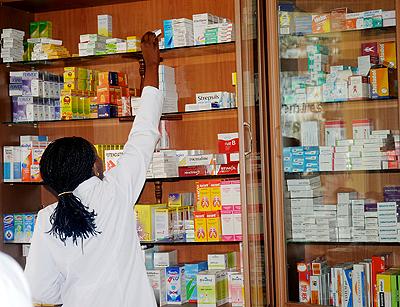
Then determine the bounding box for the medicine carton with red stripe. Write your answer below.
[218,132,239,153]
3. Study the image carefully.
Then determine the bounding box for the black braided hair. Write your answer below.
[39,137,101,246]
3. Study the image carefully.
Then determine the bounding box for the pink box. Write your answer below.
[221,206,234,241]
[221,181,234,205]
[232,180,241,206]
[233,208,242,241]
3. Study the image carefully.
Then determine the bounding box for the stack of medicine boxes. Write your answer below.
[1,28,24,63]
[306,44,330,103]
[377,201,398,242]
[283,146,320,173]
[172,18,194,47]
[149,150,179,179]
[158,65,178,113]
[105,37,125,54]
[193,13,214,46]
[217,20,235,43]
[351,197,370,242]
[336,192,357,241]
[79,34,107,56]
[288,176,323,241]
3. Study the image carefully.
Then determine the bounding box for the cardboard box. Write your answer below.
[206,211,222,242]
[185,261,208,303]
[370,67,398,99]
[193,211,207,242]
[312,14,330,33]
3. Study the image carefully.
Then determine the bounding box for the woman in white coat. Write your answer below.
[24,31,163,307]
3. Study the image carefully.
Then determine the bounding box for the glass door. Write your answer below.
[236,0,273,306]
[266,0,400,306]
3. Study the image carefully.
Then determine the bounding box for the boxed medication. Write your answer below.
[185,261,208,303]
[197,270,217,307]
[378,42,397,68]
[147,268,166,307]
[208,254,228,270]
[346,12,364,30]
[218,133,239,153]
[301,121,320,146]
[154,250,178,268]
[206,211,222,242]
[363,10,383,28]
[98,15,112,37]
[348,75,370,100]
[155,208,172,242]
[194,211,207,242]
[135,204,167,241]
[4,214,14,242]
[312,14,330,33]
[370,67,398,99]
[166,264,187,304]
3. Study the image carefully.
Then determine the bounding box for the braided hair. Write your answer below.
[40,136,101,246]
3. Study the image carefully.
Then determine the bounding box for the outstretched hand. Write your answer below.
[141,31,160,68]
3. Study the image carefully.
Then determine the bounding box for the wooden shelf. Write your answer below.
[2,42,235,70]
[2,0,144,13]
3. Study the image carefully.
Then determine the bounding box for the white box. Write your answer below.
[221,207,234,241]
[301,121,320,146]
[337,191,357,204]
[98,14,112,37]
[208,254,228,270]
[147,268,167,307]
[154,250,178,267]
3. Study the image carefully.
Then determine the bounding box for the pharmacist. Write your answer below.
[24,31,163,307]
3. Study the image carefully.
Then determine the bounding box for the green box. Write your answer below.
[39,21,52,38]
[23,42,34,61]
[30,21,39,38]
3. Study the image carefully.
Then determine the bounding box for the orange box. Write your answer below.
[210,180,222,210]
[193,211,207,242]
[97,85,116,104]
[378,42,397,69]
[198,181,211,211]
[312,14,330,33]
[370,67,398,99]
[118,72,128,87]
[98,71,118,87]
[121,87,130,98]
[114,86,122,100]
[130,88,140,97]
[206,210,222,242]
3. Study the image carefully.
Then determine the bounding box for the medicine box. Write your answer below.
[218,133,239,153]
[135,204,167,241]
[98,14,112,37]
[194,211,207,242]
[206,211,222,242]
[185,261,208,302]
[147,268,167,307]
[197,270,217,307]
[154,250,178,267]
[208,254,228,270]
[4,214,14,242]
[155,208,172,242]
[166,264,187,304]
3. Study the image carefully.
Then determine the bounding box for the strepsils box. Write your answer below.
[196,92,227,108]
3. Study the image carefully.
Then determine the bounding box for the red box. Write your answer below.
[117,72,129,87]
[214,163,239,175]
[218,133,239,153]
[372,252,393,307]
[297,256,326,304]
[178,165,213,177]
[361,42,379,56]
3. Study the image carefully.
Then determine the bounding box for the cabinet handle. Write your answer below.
[244,122,253,156]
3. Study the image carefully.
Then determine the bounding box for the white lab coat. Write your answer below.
[24,86,164,307]
[0,252,33,307]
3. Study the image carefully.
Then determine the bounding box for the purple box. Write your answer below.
[365,203,377,212]
[383,186,400,196]
[98,103,118,118]
[384,196,400,202]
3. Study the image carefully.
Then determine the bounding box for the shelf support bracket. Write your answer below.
[154,181,162,204]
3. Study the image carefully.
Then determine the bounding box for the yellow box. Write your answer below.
[134,204,166,241]
[210,180,222,211]
[64,67,88,79]
[206,211,222,242]
[42,44,66,52]
[379,42,397,69]
[193,211,207,242]
[370,67,398,99]
[61,89,79,120]
[198,181,211,211]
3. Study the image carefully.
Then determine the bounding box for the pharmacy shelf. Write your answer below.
[3,174,240,185]
[2,42,235,70]
[2,108,238,126]
[140,240,242,245]
[280,25,396,39]
[286,240,396,245]
[146,174,240,182]
[284,169,400,177]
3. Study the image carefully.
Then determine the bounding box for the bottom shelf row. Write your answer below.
[296,251,395,307]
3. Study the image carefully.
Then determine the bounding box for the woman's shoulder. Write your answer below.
[37,202,58,221]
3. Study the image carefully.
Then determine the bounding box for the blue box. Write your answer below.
[185,261,208,303]
[163,19,174,49]
[305,167,319,172]
[291,167,305,172]
[4,214,14,242]
[305,155,319,162]
[305,162,319,167]
[98,103,118,118]
[24,214,35,243]
[166,265,186,304]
